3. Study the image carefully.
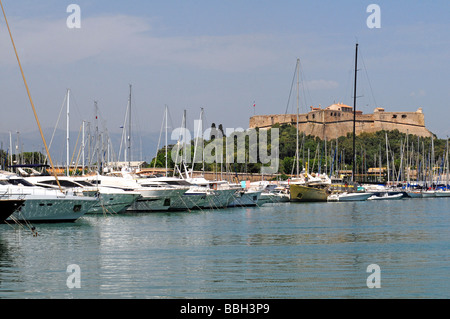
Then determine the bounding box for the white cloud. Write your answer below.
[0,14,279,72]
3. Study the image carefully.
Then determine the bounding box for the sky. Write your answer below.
[0,0,449,161]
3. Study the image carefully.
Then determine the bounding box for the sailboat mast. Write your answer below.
[352,43,358,183]
[95,101,100,174]
[128,84,132,167]
[66,88,70,177]
[165,105,168,176]
[296,58,300,177]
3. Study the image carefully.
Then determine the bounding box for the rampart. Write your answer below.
[249,103,433,139]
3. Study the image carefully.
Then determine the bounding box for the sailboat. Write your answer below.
[287,59,331,202]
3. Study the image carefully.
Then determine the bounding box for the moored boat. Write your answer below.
[368,193,403,200]
[0,175,97,223]
[327,192,373,202]
[290,183,329,202]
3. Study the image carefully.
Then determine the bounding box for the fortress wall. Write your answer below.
[249,107,433,139]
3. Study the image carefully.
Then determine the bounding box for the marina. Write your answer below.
[0,1,448,303]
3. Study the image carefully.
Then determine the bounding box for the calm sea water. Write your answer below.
[0,198,449,299]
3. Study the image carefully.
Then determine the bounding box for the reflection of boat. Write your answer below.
[0,199,25,223]
[290,184,329,202]
[327,192,373,202]
[368,193,403,200]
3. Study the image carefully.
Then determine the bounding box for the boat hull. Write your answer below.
[202,189,237,209]
[328,192,373,202]
[368,193,403,200]
[127,188,187,211]
[0,199,25,223]
[406,191,423,198]
[435,191,450,197]
[290,184,328,202]
[228,190,262,207]
[87,192,141,214]
[8,196,97,222]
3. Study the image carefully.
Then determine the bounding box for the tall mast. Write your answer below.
[128,84,132,167]
[82,120,85,175]
[95,101,100,174]
[165,105,168,176]
[352,43,358,183]
[66,88,70,176]
[296,58,300,178]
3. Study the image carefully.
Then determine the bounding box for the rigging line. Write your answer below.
[153,107,165,170]
[70,123,83,175]
[48,93,68,151]
[283,60,298,119]
[359,47,378,108]
[298,59,314,112]
[0,0,62,192]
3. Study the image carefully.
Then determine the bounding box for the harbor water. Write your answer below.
[0,198,449,299]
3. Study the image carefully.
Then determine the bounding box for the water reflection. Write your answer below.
[0,198,448,298]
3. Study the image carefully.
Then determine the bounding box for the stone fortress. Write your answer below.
[249,103,433,140]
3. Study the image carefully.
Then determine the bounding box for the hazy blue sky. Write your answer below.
[0,0,449,147]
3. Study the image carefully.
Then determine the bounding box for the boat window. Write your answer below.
[8,179,35,187]
[165,180,191,186]
[76,181,94,186]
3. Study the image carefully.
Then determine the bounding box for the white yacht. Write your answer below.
[186,177,239,209]
[0,173,97,223]
[25,176,141,214]
[141,176,209,210]
[79,174,187,212]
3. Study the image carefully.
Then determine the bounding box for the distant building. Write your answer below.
[249,103,433,139]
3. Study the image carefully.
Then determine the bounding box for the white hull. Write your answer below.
[258,192,290,205]
[88,192,141,214]
[368,193,403,200]
[202,189,237,209]
[6,194,97,222]
[435,190,450,197]
[228,190,262,207]
[328,192,373,202]
[127,188,187,211]
[421,191,436,198]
